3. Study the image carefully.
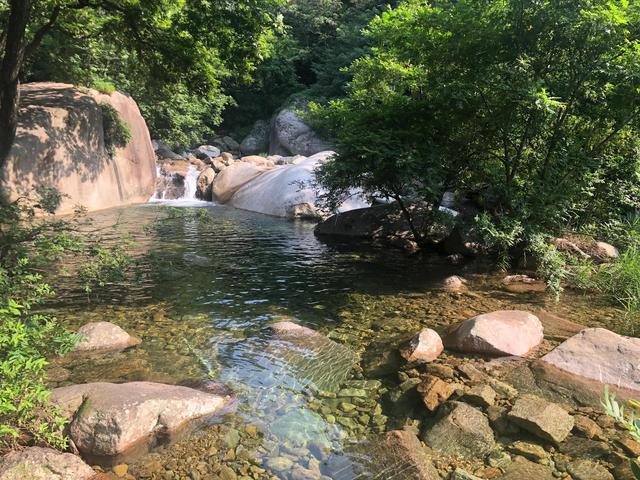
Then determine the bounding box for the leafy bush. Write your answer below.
[93,80,116,95]
[597,245,640,314]
[99,104,132,154]
[602,385,640,479]
[312,0,640,243]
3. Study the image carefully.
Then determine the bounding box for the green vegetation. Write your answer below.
[602,385,640,478]
[99,104,132,154]
[0,189,138,451]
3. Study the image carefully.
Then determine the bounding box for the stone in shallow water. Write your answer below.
[542,328,640,393]
[0,447,94,480]
[51,382,226,458]
[74,321,141,352]
[268,321,358,392]
[444,310,543,357]
[400,329,444,363]
[422,401,495,458]
[507,394,574,444]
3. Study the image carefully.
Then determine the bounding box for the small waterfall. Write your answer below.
[180,165,199,200]
[151,163,208,204]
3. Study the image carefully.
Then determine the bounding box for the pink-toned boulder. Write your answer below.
[400,329,444,363]
[0,447,94,480]
[439,275,467,292]
[51,382,227,457]
[444,310,543,357]
[1,83,156,215]
[211,161,266,203]
[74,321,141,352]
[270,320,321,338]
[542,328,640,393]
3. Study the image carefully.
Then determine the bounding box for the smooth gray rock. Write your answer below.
[74,321,140,352]
[269,108,332,156]
[240,119,270,156]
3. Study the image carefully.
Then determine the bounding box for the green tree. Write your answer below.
[312,0,640,242]
[0,0,282,154]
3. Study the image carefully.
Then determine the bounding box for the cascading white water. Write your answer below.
[180,165,199,200]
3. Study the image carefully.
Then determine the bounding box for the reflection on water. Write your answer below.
[47,203,623,478]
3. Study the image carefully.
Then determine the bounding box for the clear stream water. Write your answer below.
[45,202,624,479]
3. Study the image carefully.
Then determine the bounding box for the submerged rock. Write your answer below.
[268,321,358,392]
[507,394,574,444]
[542,328,640,393]
[74,321,141,352]
[501,275,546,293]
[444,310,543,357]
[399,329,444,363]
[0,447,95,480]
[422,401,495,458]
[378,429,440,479]
[51,382,227,458]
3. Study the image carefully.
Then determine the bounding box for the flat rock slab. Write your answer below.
[508,394,574,444]
[422,401,495,458]
[542,328,640,393]
[74,321,141,352]
[0,447,94,480]
[51,381,226,458]
[444,310,543,357]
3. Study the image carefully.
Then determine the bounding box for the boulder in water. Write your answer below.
[196,167,216,200]
[230,151,367,219]
[51,382,227,458]
[0,447,95,480]
[0,83,156,214]
[211,161,267,203]
[74,321,141,352]
[444,310,543,357]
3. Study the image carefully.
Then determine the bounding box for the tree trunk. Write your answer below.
[0,0,32,166]
[394,194,425,246]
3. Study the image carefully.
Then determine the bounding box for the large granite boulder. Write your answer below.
[542,328,640,393]
[444,310,544,357]
[74,321,140,352]
[269,109,332,157]
[422,401,495,458]
[1,83,156,214]
[240,119,270,156]
[553,237,619,263]
[0,447,95,480]
[229,151,367,219]
[51,382,227,458]
[211,161,267,203]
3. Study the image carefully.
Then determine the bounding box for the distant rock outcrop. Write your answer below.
[269,108,333,157]
[0,83,156,214]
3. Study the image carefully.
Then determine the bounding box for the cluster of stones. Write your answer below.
[375,301,639,480]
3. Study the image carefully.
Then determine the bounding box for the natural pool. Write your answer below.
[45,202,630,480]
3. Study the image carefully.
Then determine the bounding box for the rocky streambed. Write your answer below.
[3,204,639,480]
